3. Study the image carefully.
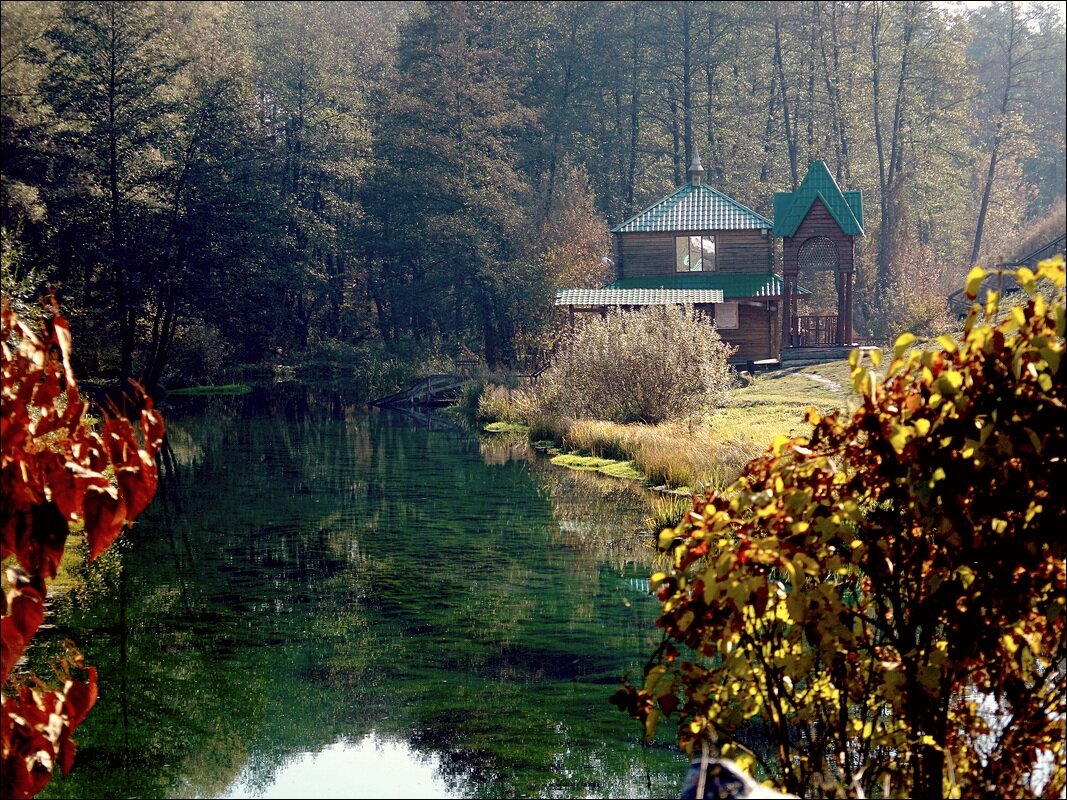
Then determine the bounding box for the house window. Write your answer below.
[715,302,739,329]
[675,235,716,272]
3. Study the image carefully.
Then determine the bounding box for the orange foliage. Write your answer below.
[1,301,164,799]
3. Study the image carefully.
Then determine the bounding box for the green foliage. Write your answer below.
[3,1,1065,380]
[614,259,1067,798]
[534,305,737,424]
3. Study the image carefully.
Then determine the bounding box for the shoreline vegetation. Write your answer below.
[474,358,859,494]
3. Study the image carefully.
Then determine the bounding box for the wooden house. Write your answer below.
[555,156,863,366]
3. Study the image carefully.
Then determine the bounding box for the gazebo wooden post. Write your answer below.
[782,252,798,349]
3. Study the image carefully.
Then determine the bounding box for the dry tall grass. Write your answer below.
[563,418,756,490]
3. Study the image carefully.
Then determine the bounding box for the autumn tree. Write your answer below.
[1,300,164,798]
[615,258,1066,797]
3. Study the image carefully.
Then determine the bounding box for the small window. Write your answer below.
[675,235,716,272]
[715,302,739,329]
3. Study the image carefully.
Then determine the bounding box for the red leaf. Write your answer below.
[1,583,45,685]
[25,501,69,579]
[82,485,127,561]
[117,462,157,521]
[62,668,97,730]
[140,405,165,455]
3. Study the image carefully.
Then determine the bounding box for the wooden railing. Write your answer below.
[793,315,838,347]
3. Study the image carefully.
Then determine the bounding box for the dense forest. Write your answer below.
[2,1,1064,389]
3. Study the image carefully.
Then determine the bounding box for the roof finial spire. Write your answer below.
[687,146,705,186]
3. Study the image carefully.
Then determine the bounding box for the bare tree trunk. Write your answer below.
[668,82,682,185]
[773,17,798,189]
[626,13,641,216]
[680,1,693,167]
[970,6,1023,266]
[820,1,851,183]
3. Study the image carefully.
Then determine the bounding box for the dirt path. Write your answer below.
[800,371,842,392]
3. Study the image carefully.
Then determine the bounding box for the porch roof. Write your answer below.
[554,288,725,306]
[608,273,807,298]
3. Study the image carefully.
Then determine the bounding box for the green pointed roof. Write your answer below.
[773,161,863,237]
[611,183,773,234]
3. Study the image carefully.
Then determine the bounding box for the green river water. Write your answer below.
[34,386,688,799]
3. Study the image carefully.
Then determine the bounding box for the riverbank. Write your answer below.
[477,359,856,494]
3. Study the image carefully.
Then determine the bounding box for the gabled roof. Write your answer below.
[555,288,725,306]
[611,183,773,234]
[773,161,863,237]
[609,273,809,298]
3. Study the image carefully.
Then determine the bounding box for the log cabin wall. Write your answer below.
[616,230,773,278]
[715,303,775,362]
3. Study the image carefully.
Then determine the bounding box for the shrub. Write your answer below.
[613,259,1067,798]
[534,305,737,424]
[2,301,164,798]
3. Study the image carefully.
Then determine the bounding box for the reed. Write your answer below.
[644,492,693,536]
[558,418,757,491]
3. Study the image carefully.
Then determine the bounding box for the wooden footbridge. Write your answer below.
[370,351,552,409]
[370,373,470,408]
[947,233,1066,317]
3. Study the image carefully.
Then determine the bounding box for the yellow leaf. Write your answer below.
[985,289,1001,317]
[964,266,987,299]
[914,418,931,436]
[893,333,917,359]
[936,370,963,395]
[888,425,910,453]
[868,348,882,368]
[937,334,958,354]
[1016,266,1037,295]
[1039,346,1061,374]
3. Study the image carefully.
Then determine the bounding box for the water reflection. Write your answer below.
[219,735,459,799]
[37,389,686,800]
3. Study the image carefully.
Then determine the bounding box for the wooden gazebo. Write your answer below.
[773,161,864,353]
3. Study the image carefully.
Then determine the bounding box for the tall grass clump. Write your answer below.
[562,420,630,460]
[561,418,755,491]
[533,304,737,424]
[476,383,526,423]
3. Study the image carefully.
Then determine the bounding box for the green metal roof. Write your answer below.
[611,183,773,234]
[773,161,864,237]
[609,273,808,298]
[555,288,725,306]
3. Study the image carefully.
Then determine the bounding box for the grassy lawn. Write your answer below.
[717,360,857,448]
